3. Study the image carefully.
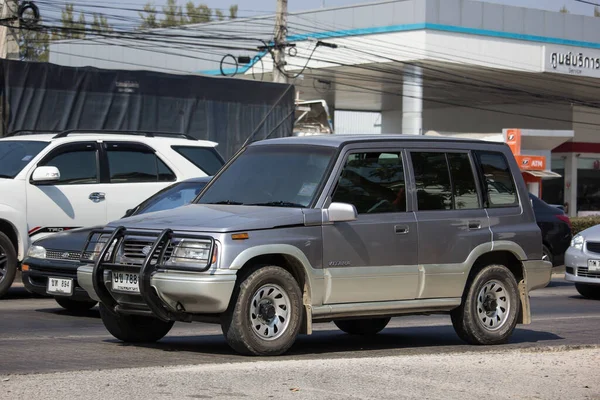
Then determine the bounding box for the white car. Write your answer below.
[565,226,600,299]
[0,130,225,297]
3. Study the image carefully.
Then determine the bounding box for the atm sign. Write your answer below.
[515,155,546,171]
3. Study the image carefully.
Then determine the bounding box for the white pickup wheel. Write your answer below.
[0,232,17,298]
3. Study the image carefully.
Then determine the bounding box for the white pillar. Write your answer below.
[564,153,578,217]
[402,65,423,135]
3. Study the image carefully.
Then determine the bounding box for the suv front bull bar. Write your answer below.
[84,226,216,322]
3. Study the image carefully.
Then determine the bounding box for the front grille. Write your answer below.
[586,241,600,254]
[117,239,174,266]
[46,250,93,261]
[577,266,600,279]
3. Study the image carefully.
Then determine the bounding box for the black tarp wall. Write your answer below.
[0,60,295,159]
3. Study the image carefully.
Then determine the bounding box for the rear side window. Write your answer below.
[411,152,452,211]
[476,151,518,208]
[106,143,176,183]
[411,151,481,211]
[172,146,224,175]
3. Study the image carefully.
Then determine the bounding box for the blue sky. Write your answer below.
[40,0,600,25]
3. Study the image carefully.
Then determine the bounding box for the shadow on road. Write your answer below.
[120,324,563,358]
[36,307,101,318]
[3,286,48,300]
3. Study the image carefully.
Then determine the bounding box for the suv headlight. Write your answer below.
[27,245,46,259]
[167,240,212,267]
[90,235,116,261]
[570,234,584,251]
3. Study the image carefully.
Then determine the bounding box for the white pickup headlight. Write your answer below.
[167,240,211,266]
[570,234,584,251]
[27,245,46,259]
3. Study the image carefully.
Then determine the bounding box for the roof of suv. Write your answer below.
[1,132,218,147]
[253,134,507,148]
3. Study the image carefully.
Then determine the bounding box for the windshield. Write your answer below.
[197,145,335,208]
[133,181,208,215]
[0,141,49,179]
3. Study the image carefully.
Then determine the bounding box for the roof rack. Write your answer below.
[52,129,197,141]
[5,130,61,137]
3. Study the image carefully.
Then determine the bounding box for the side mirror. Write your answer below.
[122,209,134,218]
[31,166,60,183]
[326,202,357,223]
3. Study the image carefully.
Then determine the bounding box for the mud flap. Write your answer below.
[517,279,531,325]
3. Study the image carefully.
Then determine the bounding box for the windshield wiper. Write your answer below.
[207,200,244,205]
[249,201,305,208]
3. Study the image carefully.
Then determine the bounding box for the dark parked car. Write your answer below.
[21,176,211,311]
[530,193,572,267]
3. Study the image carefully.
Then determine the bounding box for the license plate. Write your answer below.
[47,277,73,295]
[111,272,140,293]
[588,259,600,272]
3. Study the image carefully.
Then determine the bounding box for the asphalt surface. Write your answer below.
[1,276,599,377]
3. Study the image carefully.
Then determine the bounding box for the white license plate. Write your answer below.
[588,259,600,272]
[47,277,73,295]
[111,272,140,293]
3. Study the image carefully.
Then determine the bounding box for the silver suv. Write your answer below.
[78,135,551,356]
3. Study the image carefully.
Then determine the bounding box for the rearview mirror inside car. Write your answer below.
[31,166,61,183]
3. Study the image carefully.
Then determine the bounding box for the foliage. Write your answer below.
[571,216,600,235]
[559,5,569,13]
[230,5,238,19]
[19,17,50,62]
[595,7,600,17]
[138,1,239,28]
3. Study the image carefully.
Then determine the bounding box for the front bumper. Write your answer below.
[77,265,236,314]
[523,259,553,291]
[22,257,93,301]
[564,246,600,285]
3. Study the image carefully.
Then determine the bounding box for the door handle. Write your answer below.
[395,225,409,235]
[89,192,105,202]
[468,221,481,230]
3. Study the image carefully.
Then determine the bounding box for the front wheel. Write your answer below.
[451,264,520,345]
[99,303,174,343]
[575,283,600,300]
[334,317,391,335]
[0,232,17,298]
[55,297,97,312]
[221,265,303,356]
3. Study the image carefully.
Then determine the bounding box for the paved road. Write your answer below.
[1,276,599,377]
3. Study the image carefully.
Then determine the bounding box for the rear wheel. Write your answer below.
[221,265,302,356]
[451,264,520,345]
[575,283,600,300]
[55,297,97,312]
[0,232,17,299]
[334,317,391,335]
[99,303,174,343]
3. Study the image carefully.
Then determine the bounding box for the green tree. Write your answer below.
[19,18,50,61]
[595,6,600,17]
[215,9,225,21]
[139,2,160,29]
[91,13,113,34]
[57,4,87,39]
[185,2,212,24]
[161,0,185,27]
[229,4,238,19]
[559,5,569,13]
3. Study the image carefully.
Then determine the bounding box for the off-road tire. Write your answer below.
[0,232,17,299]
[575,283,600,300]
[221,265,303,356]
[334,317,391,335]
[55,297,97,312]
[451,264,520,345]
[99,302,174,343]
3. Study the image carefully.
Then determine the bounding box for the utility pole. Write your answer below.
[272,0,288,84]
[0,0,19,59]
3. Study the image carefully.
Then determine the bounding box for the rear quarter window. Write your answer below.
[475,151,519,208]
[172,146,225,175]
